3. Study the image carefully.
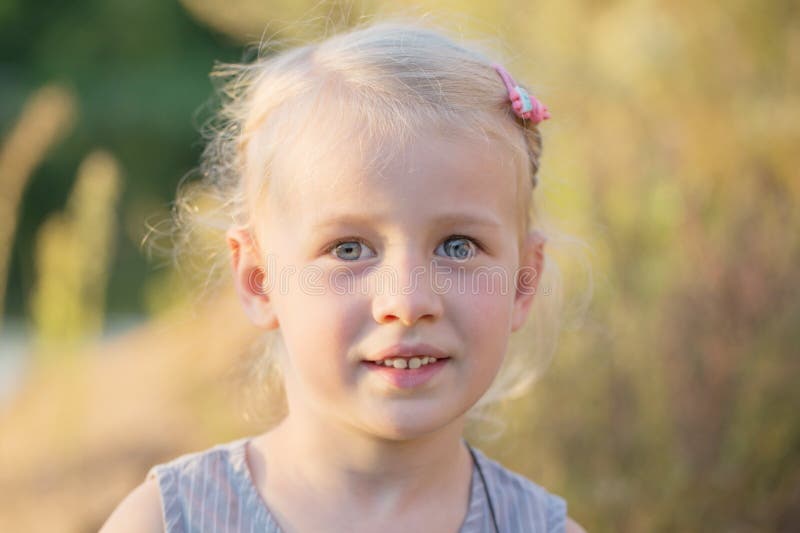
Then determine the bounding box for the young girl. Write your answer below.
[102,20,585,533]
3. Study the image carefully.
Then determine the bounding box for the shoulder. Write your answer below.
[101,438,249,533]
[145,437,251,496]
[127,437,254,531]
[469,446,573,532]
[473,448,560,505]
[566,516,588,533]
[100,478,164,533]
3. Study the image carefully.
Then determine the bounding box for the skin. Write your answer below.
[100,129,587,532]
[232,130,545,532]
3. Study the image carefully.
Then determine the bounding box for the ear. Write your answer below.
[226,226,279,330]
[511,230,546,332]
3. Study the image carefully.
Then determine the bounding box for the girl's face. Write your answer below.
[233,130,544,441]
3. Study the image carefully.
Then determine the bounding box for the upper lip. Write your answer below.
[364,343,449,362]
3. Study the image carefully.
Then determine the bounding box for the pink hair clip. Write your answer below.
[493,64,550,125]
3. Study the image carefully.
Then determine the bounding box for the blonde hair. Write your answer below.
[173,20,575,435]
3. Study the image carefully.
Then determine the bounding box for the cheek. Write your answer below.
[450,267,515,323]
[273,278,367,381]
[461,270,516,361]
[447,279,514,349]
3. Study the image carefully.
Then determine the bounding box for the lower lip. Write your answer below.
[361,359,449,389]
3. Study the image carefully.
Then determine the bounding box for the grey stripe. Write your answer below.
[184,459,193,532]
[147,438,566,532]
[459,458,483,532]
[212,447,223,533]
[199,452,207,533]
[222,462,229,531]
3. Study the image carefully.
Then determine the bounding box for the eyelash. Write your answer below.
[324,235,484,260]
[437,235,484,260]
[325,237,372,259]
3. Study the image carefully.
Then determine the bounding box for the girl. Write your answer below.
[103,20,585,533]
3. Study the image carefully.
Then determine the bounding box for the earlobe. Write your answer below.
[226,226,279,330]
[511,230,546,332]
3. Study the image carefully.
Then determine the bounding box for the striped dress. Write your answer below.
[147,438,567,533]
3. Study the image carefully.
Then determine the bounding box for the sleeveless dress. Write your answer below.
[146,438,567,533]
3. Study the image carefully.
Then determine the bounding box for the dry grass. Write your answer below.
[0,290,264,532]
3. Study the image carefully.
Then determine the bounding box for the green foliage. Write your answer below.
[1,0,241,318]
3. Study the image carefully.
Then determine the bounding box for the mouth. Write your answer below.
[364,355,448,369]
[361,357,449,389]
[360,343,450,388]
[362,343,450,367]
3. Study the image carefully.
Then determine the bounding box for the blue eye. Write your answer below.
[331,240,375,261]
[437,236,478,261]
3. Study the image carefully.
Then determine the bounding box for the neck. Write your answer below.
[253,406,472,512]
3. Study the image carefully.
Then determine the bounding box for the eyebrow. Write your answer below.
[309,211,504,231]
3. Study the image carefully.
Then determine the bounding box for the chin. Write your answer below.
[362,405,463,442]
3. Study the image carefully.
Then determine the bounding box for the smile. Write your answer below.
[361,357,449,389]
[370,356,440,369]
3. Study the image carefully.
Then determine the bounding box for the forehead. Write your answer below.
[262,128,523,233]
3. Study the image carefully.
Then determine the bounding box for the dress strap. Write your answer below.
[465,441,500,533]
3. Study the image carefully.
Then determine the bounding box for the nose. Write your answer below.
[370,254,444,327]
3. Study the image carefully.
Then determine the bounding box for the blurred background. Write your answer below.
[1,0,798,531]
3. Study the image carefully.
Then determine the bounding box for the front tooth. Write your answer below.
[379,357,438,368]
